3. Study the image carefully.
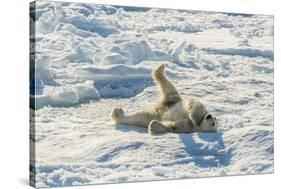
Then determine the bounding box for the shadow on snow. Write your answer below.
[178,132,231,168]
[115,124,231,168]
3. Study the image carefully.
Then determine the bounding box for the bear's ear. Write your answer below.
[206,114,213,120]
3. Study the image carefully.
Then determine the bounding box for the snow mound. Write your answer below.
[36,3,119,37]
[55,23,98,38]
[100,53,132,65]
[30,53,55,95]
[63,16,119,37]
[75,65,153,98]
[117,40,154,64]
[33,65,154,108]
[203,47,273,59]
[93,40,154,65]
[33,81,100,109]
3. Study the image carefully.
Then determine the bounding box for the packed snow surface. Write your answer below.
[30,1,273,188]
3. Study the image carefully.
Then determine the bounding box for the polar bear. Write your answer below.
[111,64,218,134]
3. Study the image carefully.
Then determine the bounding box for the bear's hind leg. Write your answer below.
[111,108,159,127]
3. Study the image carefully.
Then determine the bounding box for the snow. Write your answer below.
[30,1,273,188]
[33,81,100,109]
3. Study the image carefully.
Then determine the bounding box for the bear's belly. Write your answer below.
[161,102,189,121]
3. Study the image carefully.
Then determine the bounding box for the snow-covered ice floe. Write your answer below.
[30,1,273,188]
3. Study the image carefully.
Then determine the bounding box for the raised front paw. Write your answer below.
[148,120,168,135]
[111,108,125,123]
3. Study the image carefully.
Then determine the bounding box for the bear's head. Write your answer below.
[199,114,218,132]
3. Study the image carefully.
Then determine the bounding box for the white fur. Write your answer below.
[112,64,218,134]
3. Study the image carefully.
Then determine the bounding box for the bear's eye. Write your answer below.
[206,114,213,120]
